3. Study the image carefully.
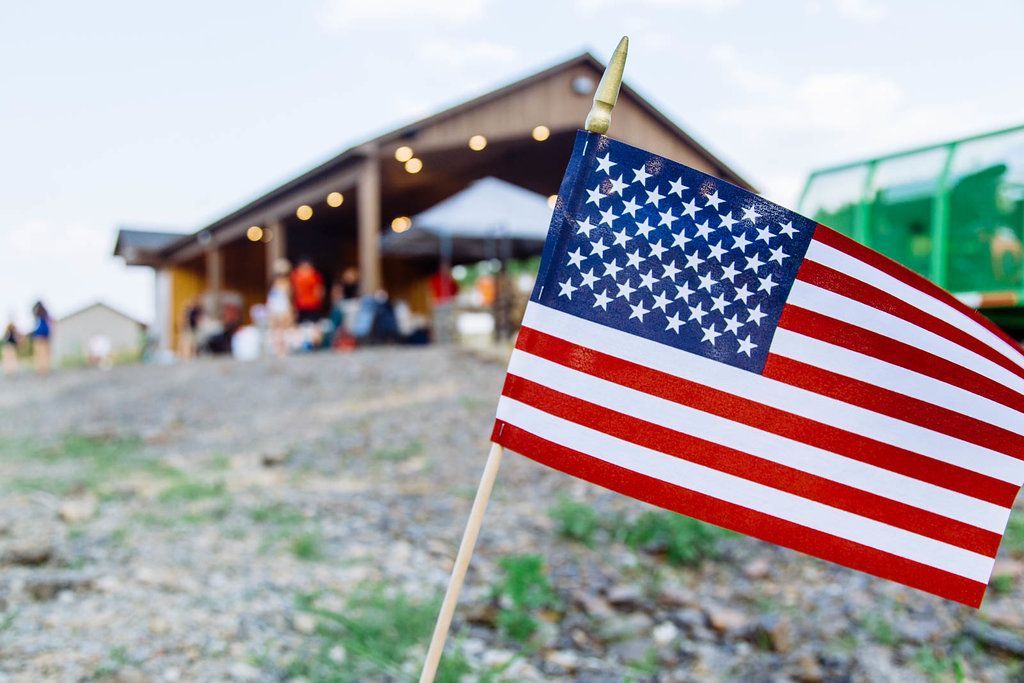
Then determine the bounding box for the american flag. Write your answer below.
[491,132,1024,607]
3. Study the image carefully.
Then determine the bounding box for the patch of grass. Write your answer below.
[287,584,473,682]
[624,647,660,680]
[1002,513,1024,557]
[622,511,729,566]
[0,610,17,634]
[990,574,1015,595]
[370,440,423,462]
[291,531,324,562]
[93,645,135,679]
[250,502,305,526]
[548,502,729,567]
[862,612,896,646]
[491,554,560,643]
[109,528,130,547]
[549,497,602,546]
[912,646,966,682]
[158,480,226,503]
[1,434,174,497]
[206,453,231,471]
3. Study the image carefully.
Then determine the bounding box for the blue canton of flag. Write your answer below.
[534,132,816,373]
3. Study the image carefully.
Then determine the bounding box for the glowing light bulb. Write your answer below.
[394,146,413,162]
[404,158,423,174]
[391,216,412,233]
[296,205,313,221]
[532,125,550,141]
[326,192,344,207]
[468,135,487,151]
[246,226,263,242]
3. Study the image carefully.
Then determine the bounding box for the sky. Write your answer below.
[1,0,1022,327]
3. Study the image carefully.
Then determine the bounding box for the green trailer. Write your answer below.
[798,124,1024,338]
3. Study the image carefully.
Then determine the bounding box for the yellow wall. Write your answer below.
[169,263,205,350]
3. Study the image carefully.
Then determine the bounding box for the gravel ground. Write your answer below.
[0,348,1022,682]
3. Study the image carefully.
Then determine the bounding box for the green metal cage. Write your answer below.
[798,124,1024,337]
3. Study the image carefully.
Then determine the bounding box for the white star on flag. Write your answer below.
[629,300,650,321]
[736,334,757,356]
[608,175,628,194]
[668,178,688,197]
[591,238,610,259]
[664,311,684,333]
[680,198,700,219]
[575,217,596,238]
[603,259,622,280]
[586,186,604,206]
[701,323,721,345]
[615,278,636,300]
[644,185,665,207]
[592,289,612,310]
[741,205,761,224]
[632,165,652,185]
[558,277,576,299]
[595,153,615,174]
[703,189,724,210]
[567,247,587,268]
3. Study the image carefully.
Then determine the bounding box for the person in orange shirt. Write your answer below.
[290,257,325,324]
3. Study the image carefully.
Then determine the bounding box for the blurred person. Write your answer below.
[30,301,52,375]
[430,268,459,304]
[87,334,113,369]
[178,298,203,359]
[3,321,19,375]
[340,266,359,300]
[267,258,294,357]
[326,281,355,351]
[290,257,324,324]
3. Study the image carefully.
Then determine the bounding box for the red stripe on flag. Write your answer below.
[515,326,1018,507]
[763,354,1024,459]
[501,374,1002,556]
[797,259,1024,386]
[812,226,1024,362]
[778,305,1024,415]
[491,421,988,608]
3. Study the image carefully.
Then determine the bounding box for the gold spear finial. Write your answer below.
[584,36,629,135]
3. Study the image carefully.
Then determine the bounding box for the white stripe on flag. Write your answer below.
[508,348,1011,532]
[805,240,1024,372]
[787,281,1024,397]
[496,396,995,583]
[522,303,1024,484]
[770,328,1024,434]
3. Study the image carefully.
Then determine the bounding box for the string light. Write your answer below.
[468,135,487,151]
[404,158,423,174]
[296,205,313,220]
[391,216,412,233]
[246,226,263,242]
[394,146,413,162]
[532,125,551,141]
[326,191,344,207]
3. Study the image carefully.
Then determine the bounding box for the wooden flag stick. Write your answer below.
[420,36,628,683]
[419,442,504,683]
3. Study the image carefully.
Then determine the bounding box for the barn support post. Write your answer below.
[357,146,383,296]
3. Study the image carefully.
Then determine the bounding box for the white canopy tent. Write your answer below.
[380,176,554,263]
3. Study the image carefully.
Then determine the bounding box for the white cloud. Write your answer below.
[576,0,740,12]
[416,40,519,69]
[321,0,487,29]
[707,45,986,203]
[833,0,887,23]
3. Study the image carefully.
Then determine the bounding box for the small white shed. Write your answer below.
[54,302,146,366]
